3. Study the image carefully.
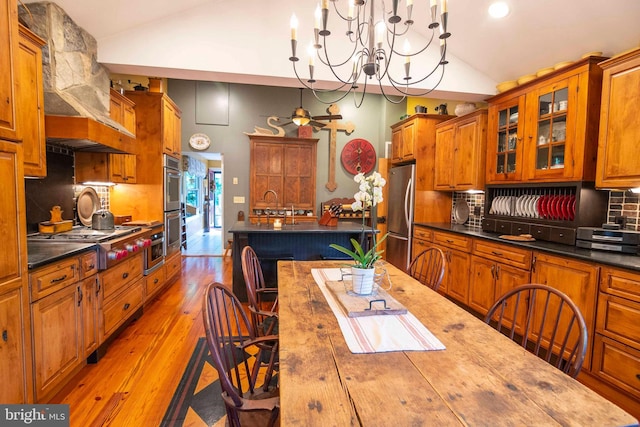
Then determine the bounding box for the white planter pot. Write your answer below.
[351,266,375,295]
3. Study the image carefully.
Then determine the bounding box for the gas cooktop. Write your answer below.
[27,225,143,242]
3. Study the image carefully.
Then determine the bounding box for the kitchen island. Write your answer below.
[229,221,375,301]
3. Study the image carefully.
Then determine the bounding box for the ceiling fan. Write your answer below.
[285,88,342,128]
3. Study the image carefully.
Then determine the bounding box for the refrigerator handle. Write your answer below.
[404,177,412,228]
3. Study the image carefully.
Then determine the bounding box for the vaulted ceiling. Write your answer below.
[22,0,640,102]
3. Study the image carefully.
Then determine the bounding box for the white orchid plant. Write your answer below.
[330,171,388,269]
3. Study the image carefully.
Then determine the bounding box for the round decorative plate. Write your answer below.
[189,133,211,150]
[77,187,100,226]
[453,200,470,224]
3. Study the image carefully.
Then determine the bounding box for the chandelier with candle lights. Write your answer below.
[289,0,451,106]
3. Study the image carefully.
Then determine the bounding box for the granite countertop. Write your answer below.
[28,241,97,270]
[229,220,375,234]
[415,222,640,272]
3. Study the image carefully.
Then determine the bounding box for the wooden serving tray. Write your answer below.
[325,281,407,317]
[39,220,73,234]
[499,234,536,242]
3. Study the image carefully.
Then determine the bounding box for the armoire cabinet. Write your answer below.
[595,48,640,188]
[248,135,318,223]
[486,56,606,184]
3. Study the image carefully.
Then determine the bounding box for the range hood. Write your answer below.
[18,2,135,153]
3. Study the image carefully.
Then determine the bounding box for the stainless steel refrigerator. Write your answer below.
[385,163,415,271]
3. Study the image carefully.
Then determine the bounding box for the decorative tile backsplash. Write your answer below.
[607,191,639,231]
[452,192,485,229]
[74,184,110,211]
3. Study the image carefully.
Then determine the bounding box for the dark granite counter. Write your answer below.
[414,222,640,272]
[229,220,370,234]
[28,241,97,270]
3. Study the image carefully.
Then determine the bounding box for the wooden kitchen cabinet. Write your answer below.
[0,285,30,403]
[99,253,143,342]
[486,95,526,182]
[486,56,605,184]
[591,265,640,413]
[412,225,434,260]
[164,250,182,282]
[109,88,136,136]
[249,135,318,219]
[162,98,182,159]
[0,140,31,403]
[75,152,137,184]
[391,115,418,164]
[16,25,46,177]
[530,251,599,370]
[595,48,640,188]
[434,109,487,191]
[81,276,99,357]
[0,0,18,141]
[108,153,137,183]
[31,282,83,402]
[432,231,472,303]
[469,240,531,322]
[144,264,166,302]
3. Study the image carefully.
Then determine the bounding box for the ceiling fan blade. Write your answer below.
[278,120,294,127]
[308,120,326,128]
[311,114,342,121]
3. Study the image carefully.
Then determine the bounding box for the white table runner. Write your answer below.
[312,268,446,354]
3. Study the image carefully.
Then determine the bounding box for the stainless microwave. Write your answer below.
[164,155,181,212]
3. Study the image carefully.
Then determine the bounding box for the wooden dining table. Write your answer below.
[277,260,638,426]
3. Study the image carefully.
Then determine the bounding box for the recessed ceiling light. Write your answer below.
[488,2,510,18]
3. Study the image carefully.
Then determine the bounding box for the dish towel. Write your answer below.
[312,268,446,354]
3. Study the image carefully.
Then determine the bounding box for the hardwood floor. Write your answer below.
[51,256,233,426]
[182,228,224,256]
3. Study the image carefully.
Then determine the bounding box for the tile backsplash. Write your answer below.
[452,192,485,229]
[607,191,639,231]
[451,190,639,232]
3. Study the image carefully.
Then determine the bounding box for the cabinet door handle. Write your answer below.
[2,330,7,342]
[496,265,501,280]
[123,303,131,311]
[491,265,495,279]
[50,274,67,284]
[153,278,159,284]
[88,264,95,270]
[78,286,83,306]
[122,272,129,279]
[95,277,101,295]
[532,255,537,273]
[491,251,503,256]
[636,374,640,381]
[446,239,454,244]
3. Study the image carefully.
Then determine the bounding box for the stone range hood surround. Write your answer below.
[18,2,134,153]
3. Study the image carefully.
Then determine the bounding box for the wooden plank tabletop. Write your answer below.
[277,260,638,427]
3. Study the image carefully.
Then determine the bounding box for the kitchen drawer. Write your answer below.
[511,222,531,236]
[144,265,166,301]
[548,226,576,245]
[472,239,532,270]
[102,279,143,338]
[30,258,79,302]
[530,224,550,241]
[600,266,640,302]
[592,334,640,401]
[596,293,640,348]
[482,218,496,233]
[79,251,98,279]
[100,253,143,301]
[495,220,512,235]
[413,226,433,242]
[165,252,182,281]
[433,231,471,251]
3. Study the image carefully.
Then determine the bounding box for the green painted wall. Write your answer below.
[168,80,405,238]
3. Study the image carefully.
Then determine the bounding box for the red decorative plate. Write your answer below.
[537,195,547,219]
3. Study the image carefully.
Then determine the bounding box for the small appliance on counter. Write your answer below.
[576,224,640,254]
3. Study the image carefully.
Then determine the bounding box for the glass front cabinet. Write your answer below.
[487,96,525,182]
[486,56,605,184]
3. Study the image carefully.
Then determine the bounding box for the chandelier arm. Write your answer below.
[330,0,359,22]
[387,61,443,88]
[316,35,360,72]
[352,78,368,109]
[387,64,446,97]
[311,86,356,105]
[390,30,436,58]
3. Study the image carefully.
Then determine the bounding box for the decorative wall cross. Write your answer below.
[318,104,355,192]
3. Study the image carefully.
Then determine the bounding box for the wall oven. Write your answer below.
[145,226,165,274]
[164,155,181,212]
[164,210,181,256]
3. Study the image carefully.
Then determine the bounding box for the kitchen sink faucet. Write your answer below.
[263,190,279,225]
